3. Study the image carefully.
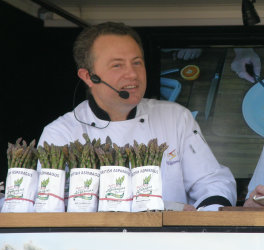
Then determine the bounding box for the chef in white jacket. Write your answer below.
[38,22,236,211]
[244,147,264,207]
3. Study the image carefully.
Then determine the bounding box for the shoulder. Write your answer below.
[138,98,191,117]
[138,98,197,135]
[38,101,88,146]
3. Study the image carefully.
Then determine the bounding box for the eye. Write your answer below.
[133,60,143,66]
[111,63,123,69]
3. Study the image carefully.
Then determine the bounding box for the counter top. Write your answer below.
[0,211,162,228]
[1,209,264,228]
[163,210,264,227]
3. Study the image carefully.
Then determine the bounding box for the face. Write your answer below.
[85,34,146,115]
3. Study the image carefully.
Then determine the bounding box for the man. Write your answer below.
[38,22,236,211]
[244,185,264,207]
[244,147,264,207]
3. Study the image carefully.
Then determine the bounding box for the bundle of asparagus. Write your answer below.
[95,136,130,167]
[67,134,101,212]
[67,134,101,169]
[3,139,39,212]
[126,139,168,168]
[7,138,38,169]
[37,142,68,170]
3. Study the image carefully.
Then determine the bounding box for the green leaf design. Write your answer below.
[116,175,125,186]
[14,177,23,186]
[41,178,49,188]
[143,175,151,185]
[84,178,92,188]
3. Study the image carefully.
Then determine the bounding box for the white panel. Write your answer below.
[0,232,264,250]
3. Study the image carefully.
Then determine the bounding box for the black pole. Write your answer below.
[31,0,89,28]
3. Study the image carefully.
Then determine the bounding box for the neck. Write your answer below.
[105,104,135,121]
[109,111,130,121]
[88,95,137,121]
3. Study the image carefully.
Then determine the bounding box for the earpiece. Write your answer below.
[90,74,101,84]
[72,79,110,129]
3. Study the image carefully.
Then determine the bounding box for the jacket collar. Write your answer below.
[88,95,137,121]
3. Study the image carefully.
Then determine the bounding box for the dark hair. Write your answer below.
[73,22,144,72]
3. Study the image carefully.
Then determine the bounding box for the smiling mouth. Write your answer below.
[121,85,138,90]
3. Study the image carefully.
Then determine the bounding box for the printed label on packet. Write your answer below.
[98,166,132,212]
[131,165,164,212]
[67,168,100,212]
[34,169,65,212]
[2,168,38,213]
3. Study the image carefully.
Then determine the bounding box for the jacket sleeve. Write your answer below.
[246,146,264,199]
[180,110,237,208]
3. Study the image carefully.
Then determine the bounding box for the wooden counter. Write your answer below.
[163,210,264,227]
[0,212,162,228]
[2,210,264,228]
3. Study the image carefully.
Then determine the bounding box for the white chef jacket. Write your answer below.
[246,146,264,199]
[38,98,236,209]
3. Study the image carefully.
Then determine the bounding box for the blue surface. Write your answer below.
[242,82,264,137]
[191,111,199,119]
[160,77,181,102]
[160,68,179,76]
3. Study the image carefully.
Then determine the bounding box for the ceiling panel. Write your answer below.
[3,0,264,27]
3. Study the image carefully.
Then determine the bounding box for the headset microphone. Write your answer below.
[72,79,110,129]
[90,74,129,99]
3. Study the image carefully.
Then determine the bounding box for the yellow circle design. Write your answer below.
[180,65,200,80]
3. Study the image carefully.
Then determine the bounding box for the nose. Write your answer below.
[124,63,137,79]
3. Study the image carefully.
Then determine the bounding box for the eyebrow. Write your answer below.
[108,56,144,64]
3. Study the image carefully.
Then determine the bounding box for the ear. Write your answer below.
[78,68,93,88]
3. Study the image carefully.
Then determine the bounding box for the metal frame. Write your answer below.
[31,0,89,27]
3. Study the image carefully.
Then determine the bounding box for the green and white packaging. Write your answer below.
[67,168,100,212]
[131,165,164,212]
[1,168,38,213]
[34,168,65,212]
[98,166,132,212]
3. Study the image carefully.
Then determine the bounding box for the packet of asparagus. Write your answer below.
[97,139,132,212]
[128,139,168,212]
[2,138,38,213]
[34,142,68,212]
[67,136,100,212]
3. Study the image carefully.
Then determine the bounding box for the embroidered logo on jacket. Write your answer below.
[166,149,180,165]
